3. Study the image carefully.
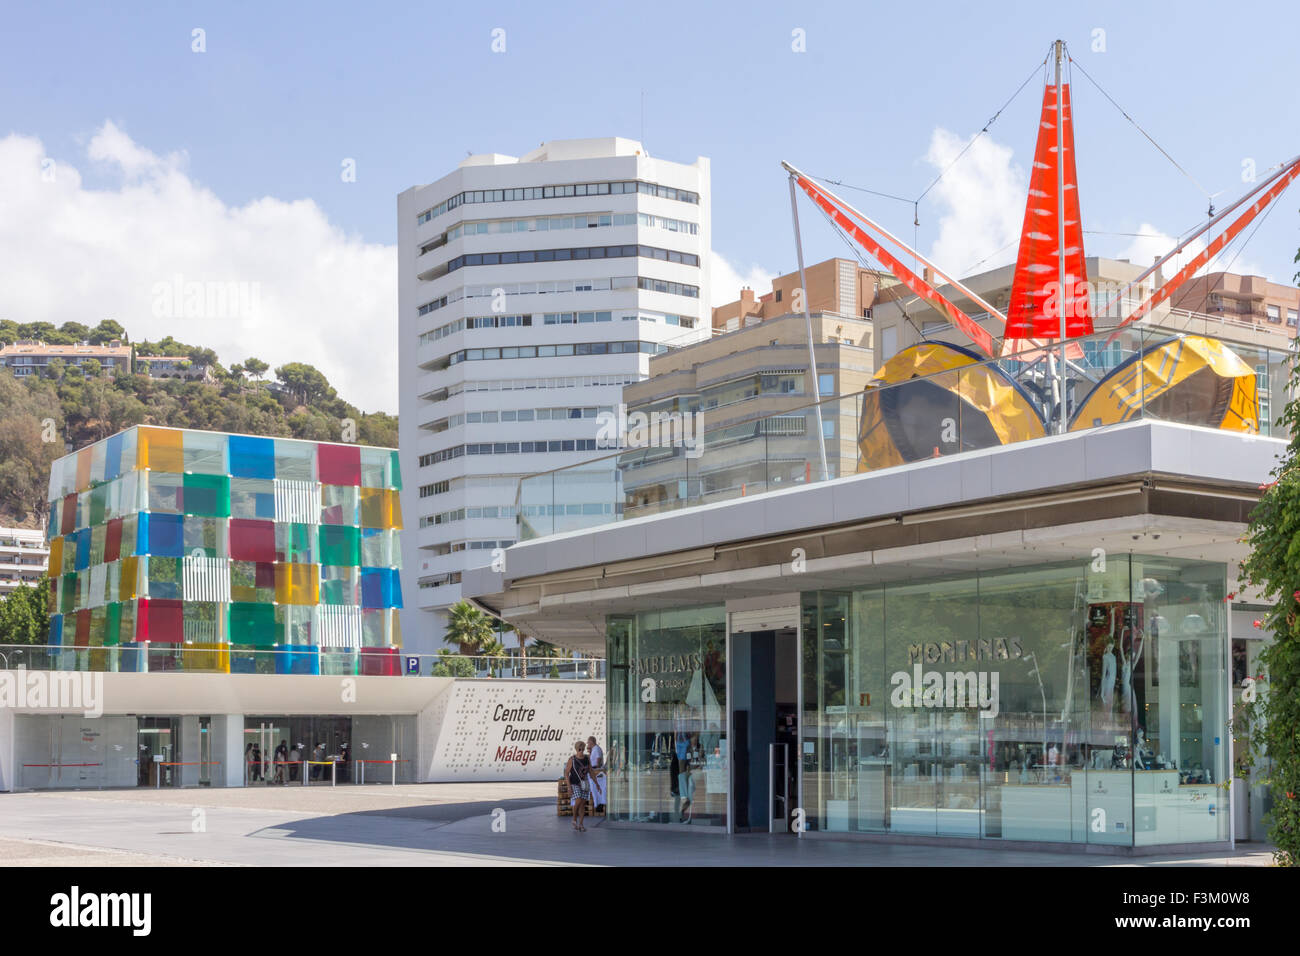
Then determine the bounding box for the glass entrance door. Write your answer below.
[728,624,800,833]
[198,717,212,786]
[136,716,179,787]
[244,717,353,785]
[244,718,290,785]
[605,607,728,826]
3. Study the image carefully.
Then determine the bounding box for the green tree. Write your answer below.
[59,321,91,342]
[1238,294,1300,865]
[18,322,64,343]
[0,374,63,522]
[88,319,127,344]
[187,347,218,367]
[243,357,270,385]
[275,362,336,407]
[0,582,50,646]
[431,649,476,678]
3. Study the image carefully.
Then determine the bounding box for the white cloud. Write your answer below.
[710,250,774,307]
[0,122,397,411]
[922,128,1027,277]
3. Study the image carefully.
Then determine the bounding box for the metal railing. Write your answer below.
[0,644,604,679]
[514,326,1294,540]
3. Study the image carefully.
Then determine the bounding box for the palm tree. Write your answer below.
[445,600,495,656]
[495,619,529,676]
[480,636,508,677]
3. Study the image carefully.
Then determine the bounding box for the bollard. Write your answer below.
[331,761,336,788]
[302,760,308,786]
[391,754,397,787]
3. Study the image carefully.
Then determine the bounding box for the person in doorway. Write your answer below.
[273,740,289,785]
[565,740,591,832]
[678,752,695,823]
[669,747,680,813]
[288,743,302,782]
[586,736,606,815]
[338,742,350,783]
[243,742,253,783]
[311,742,326,780]
[250,743,263,782]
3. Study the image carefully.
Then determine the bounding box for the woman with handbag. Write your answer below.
[564,741,592,832]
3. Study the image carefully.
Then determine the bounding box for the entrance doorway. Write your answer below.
[729,623,799,833]
[136,716,180,787]
[243,717,355,785]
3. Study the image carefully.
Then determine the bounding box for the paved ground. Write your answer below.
[0,784,1278,867]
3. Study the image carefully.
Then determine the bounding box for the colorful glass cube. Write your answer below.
[44,426,403,668]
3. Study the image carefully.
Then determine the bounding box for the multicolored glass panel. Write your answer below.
[45,426,403,670]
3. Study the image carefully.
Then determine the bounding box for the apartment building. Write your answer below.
[1171,271,1300,331]
[0,340,131,377]
[602,260,889,519]
[0,527,48,597]
[397,138,711,651]
[135,355,216,383]
[712,257,895,331]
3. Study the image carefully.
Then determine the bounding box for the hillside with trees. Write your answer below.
[0,319,397,529]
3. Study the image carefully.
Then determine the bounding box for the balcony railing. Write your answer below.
[515,326,1294,540]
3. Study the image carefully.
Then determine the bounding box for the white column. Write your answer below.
[0,708,14,792]
[209,715,245,788]
[180,716,202,787]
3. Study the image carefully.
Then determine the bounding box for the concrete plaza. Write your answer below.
[0,784,1276,867]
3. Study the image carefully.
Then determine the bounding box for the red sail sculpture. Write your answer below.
[1004,83,1092,345]
[793,173,996,356]
[1113,156,1300,333]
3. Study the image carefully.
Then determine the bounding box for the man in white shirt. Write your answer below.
[587,735,606,814]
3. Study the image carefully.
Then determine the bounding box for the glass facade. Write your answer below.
[240,715,416,785]
[44,426,404,673]
[802,556,1229,846]
[606,606,728,826]
[604,555,1230,847]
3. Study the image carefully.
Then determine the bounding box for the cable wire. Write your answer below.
[1069,55,1214,200]
[915,53,1049,204]
[810,198,929,342]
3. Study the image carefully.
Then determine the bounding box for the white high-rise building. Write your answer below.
[0,527,47,597]
[397,138,711,652]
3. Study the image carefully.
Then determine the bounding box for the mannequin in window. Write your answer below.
[1119,627,1143,717]
[1098,640,1117,716]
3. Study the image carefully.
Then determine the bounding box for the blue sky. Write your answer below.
[2,1,1297,411]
